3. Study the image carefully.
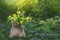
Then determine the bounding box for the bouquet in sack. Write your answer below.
[8,11,32,38]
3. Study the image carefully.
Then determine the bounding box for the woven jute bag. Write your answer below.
[9,21,26,38]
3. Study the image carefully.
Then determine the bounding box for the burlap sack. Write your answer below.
[9,21,26,38]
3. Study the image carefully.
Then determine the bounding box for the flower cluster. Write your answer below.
[8,11,32,25]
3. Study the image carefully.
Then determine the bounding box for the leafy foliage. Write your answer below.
[0,0,60,40]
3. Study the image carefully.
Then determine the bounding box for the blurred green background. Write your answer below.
[0,0,60,40]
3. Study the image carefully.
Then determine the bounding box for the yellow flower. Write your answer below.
[11,17,17,21]
[13,14,16,17]
[25,17,29,21]
[20,20,23,24]
[30,18,32,20]
[8,16,11,19]
[17,11,21,15]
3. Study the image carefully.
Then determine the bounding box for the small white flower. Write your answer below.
[39,21,44,24]
[41,21,44,23]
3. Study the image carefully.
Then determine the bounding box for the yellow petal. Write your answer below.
[25,17,29,21]
[20,20,23,24]
[13,14,16,17]
[17,11,21,15]
[8,16,11,19]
